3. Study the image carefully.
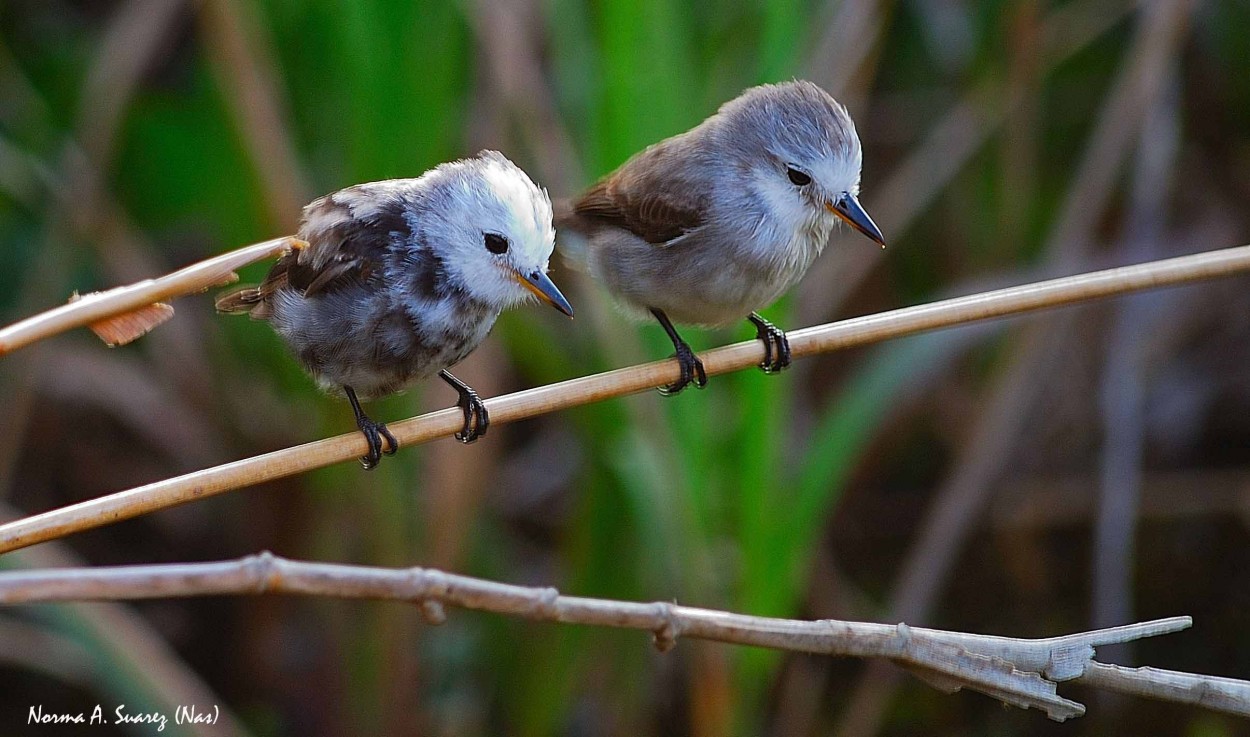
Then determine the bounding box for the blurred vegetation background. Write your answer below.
[2,0,1250,735]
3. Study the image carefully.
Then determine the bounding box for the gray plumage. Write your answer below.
[557,80,883,392]
[560,80,872,326]
[218,150,571,465]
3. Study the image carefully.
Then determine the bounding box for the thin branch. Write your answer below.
[0,237,300,356]
[1080,661,1250,717]
[1,244,1249,554]
[0,553,1244,721]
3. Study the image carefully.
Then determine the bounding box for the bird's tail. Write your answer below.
[552,196,590,273]
[214,286,271,319]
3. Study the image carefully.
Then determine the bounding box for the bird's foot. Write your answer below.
[659,340,708,396]
[650,308,708,396]
[356,416,398,470]
[441,371,490,443]
[748,312,791,374]
[344,385,398,470]
[453,389,489,443]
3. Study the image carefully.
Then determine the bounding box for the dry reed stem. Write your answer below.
[0,552,1245,720]
[0,237,300,356]
[0,243,1248,553]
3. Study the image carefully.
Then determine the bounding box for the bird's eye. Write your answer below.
[786,167,812,186]
[484,232,509,254]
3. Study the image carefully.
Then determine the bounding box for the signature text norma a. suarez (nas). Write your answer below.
[28,703,220,731]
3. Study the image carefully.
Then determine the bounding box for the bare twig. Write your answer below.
[1080,661,1250,716]
[0,237,299,356]
[0,243,1249,553]
[0,552,1243,720]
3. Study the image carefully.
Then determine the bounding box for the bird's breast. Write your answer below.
[269,283,497,399]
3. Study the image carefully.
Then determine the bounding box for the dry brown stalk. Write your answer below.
[0,242,1248,554]
[0,237,300,356]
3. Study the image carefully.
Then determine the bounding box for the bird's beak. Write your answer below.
[826,193,886,248]
[515,269,575,317]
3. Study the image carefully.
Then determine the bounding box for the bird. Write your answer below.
[556,80,885,395]
[216,150,573,469]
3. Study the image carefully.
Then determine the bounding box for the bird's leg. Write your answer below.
[650,308,708,395]
[747,312,791,374]
[344,385,398,470]
[439,370,489,443]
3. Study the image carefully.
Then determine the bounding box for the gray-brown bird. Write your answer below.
[218,151,573,468]
[557,80,884,394]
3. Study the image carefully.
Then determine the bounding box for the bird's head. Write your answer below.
[721,80,885,248]
[432,151,573,317]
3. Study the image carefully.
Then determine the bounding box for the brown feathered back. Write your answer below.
[560,136,709,246]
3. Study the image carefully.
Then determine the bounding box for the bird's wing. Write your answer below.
[571,143,707,246]
[281,185,400,297]
[217,183,407,318]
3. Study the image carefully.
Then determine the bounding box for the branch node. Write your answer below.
[892,622,914,655]
[1046,644,1095,681]
[247,550,280,593]
[651,602,683,652]
[529,586,560,621]
[403,567,450,623]
[412,567,451,600]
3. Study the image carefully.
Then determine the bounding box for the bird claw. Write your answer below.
[453,388,490,443]
[356,416,398,470]
[344,385,398,470]
[438,371,490,444]
[659,341,708,396]
[749,313,791,374]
